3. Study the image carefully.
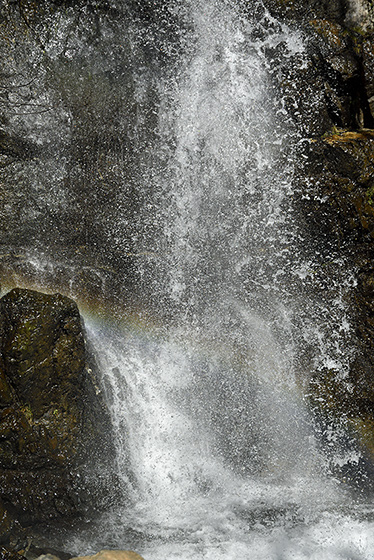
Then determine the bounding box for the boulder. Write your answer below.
[0,288,117,532]
[70,550,145,560]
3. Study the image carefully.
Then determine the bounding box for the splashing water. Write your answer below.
[17,0,374,558]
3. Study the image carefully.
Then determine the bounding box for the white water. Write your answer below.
[69,322,372,560]
[48,0,374,558]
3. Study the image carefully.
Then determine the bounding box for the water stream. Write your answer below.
[54,1,374,558]
[3,0,374,558]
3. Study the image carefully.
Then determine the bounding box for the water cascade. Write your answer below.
[53,0,371,558]
[2,0,374,558]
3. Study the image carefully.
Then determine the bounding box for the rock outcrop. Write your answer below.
[255,0,374,135]
[298,129,374,460]
[0,288,116,542]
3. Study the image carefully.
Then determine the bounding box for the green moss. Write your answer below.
[21,404,33,425]
[321,126,348,140]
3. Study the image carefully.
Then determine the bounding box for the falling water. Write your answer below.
[38,1,373,559]
[4,0,374,558]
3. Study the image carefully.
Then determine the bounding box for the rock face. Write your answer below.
[0,288,116,537]
[0,1,151,307]
[266,0,374,473]
[257,0,374,135]
[299,130,374,440]
[243,0,374,475]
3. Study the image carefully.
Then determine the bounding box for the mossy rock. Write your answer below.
[0,289,86,418]
[0,289,118,535]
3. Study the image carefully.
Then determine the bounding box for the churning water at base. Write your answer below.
[32,0,374,558]
[65,322,371,560]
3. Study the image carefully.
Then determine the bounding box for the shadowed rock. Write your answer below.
[0,288,118,537]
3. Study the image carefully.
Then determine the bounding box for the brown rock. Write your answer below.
[0,548,26,560]
[71,551,145,560]
[0,289,117,529]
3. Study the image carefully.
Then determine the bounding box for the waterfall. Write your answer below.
[4,0,374,558]
[58,1,372,559]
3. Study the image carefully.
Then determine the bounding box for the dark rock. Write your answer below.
[362,34,374,114]
[261,0,372,26]
[253,0,374,485]
[299,130,374,349]
[0,499,18,546]
[0,548,26,560]
[255,0,374,133]
[300,130,374,247]
[297,130,374,479]
[0,132,37,161]
[0,288,117,536]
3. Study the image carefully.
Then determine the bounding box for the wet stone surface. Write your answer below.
[0,288,118,540]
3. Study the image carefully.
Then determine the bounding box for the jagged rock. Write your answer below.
[256,0,374,133]
[0,288,117,533]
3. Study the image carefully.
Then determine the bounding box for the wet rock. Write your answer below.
[301,130,374,243]
[256,0,374,134]
[71,551,145,560]
[0,132,37,161]
[300,130,374,386]
[362,35,374,115]
[257,0,374,486]
[34,555,61,560]
[0,500,18,546]
[298,129,374,480]
[20,544,71,560]
[0,548,26,560]
[261,0,373,25]
[0,288,117,533]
